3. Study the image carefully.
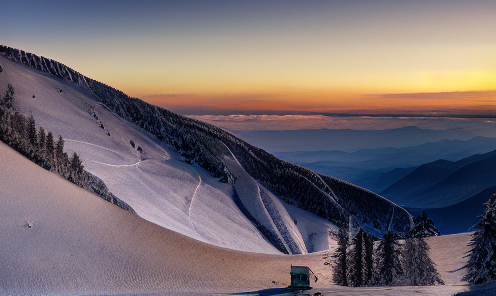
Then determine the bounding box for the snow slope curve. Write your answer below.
[0,143,472,295]
[0,55,279,254]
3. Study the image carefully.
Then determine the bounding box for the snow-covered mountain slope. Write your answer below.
[0,54,282,254]
[0,141,325,294]
[0,46,413,254]
[0,142,473,295]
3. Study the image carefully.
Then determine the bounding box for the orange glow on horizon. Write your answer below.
[142,90,496,115]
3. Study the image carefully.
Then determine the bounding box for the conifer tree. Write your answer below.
[463,192,496,284]
[332,228,348,286]
[363,230,374,285]
[347,228,374,286]
[27,115,37,147]
[55,135,65,174]
[38,127,46,151]
[410,210,441,238]
[2,83,14,109]
[347,228,364,287]
[374,231,403,286]
[45,131,55,168]
[402,236,444,286]
[69,152,85,186]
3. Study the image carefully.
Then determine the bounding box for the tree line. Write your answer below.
[332,223,444,287]
[0,84,132,211]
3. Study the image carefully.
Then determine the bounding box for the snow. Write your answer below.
[0,141,308,294]
[0,54,483,295]
[0,55,281,254]
[281,200,340,252]
[222,148,307,254]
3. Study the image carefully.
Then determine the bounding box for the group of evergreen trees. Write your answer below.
[0,84,132,211]
[0,84,85,186]
[332,226,444,287]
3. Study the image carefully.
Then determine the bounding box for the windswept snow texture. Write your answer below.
[0,55,280,254]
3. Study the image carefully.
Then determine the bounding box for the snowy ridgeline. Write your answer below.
[1,45,412,254]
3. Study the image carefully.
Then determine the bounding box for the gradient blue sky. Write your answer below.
[1,0,495,114]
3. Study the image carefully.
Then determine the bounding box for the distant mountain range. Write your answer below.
[274,136,496,193]
[382,149,496,209]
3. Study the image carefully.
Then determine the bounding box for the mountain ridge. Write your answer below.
[382,149,496,208]
[0,45,413,252]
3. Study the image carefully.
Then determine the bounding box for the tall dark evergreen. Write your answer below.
[402,236,444,286]
[69,152,85,186]
[27,115,37,147]
[46,131,55,168]
[363,230,374,285]
[410,210,441,238]
[332,228,348,286]
[463,192,496,284]
[2,83,14,109]
[347,228,373,286]
[347,228,364,287]
[38,127,46,151]
[55,135,67,175]
[374,231,403,286]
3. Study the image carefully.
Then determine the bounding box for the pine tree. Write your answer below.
[374,231,403,286]
[2,83,14,109]
[410,210,441,238]
[463,192,496,284]
[27,115,37,147]
[347,228,374,286]
[402,236,444,286]
[45,131,55,169]
[55,135,65,175]
[347,229,363,287]
[332,228,348,286]
[363,230,374,286]
[38,127,46,151]
[69,152,85,186]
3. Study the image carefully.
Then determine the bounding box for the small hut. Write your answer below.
[289,265,311,289]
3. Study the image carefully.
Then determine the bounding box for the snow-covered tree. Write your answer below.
[347,228,364,287]
[363,230,374,285]
[2,83,14,109]
[402,236,444,286]
[55,135,68,176]
[410,210,441,238]
[27,115,37,147]
[332,228,348,286]
[347,228,374,286]
[38,126,46,151]
[69,152,85,186]
[463,192,496,284]
[45,131,55,167]
[374,231,403,286]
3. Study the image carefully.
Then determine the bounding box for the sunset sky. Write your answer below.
[1,0,495,114]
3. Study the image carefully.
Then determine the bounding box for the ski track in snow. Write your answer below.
[189,174,202,220]
[65,139,120,154]
[89,159,141,167]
